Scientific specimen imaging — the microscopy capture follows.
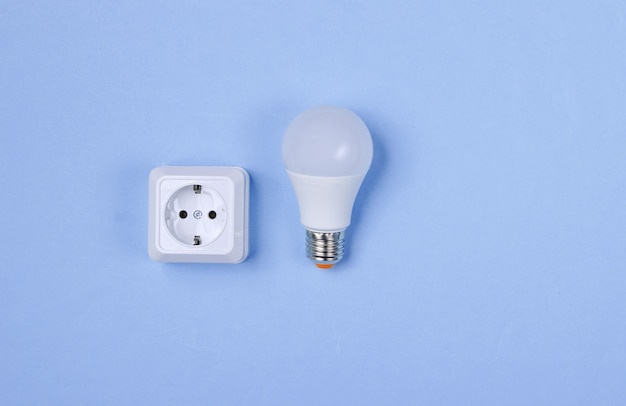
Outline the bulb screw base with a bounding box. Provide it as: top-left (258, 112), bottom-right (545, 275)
top-left (305, 230), bottom-right (345, 268)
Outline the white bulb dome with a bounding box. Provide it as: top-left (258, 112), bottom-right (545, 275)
top-left (282, 106), bottom-right (373, 177)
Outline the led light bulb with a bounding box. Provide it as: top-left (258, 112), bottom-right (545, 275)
top-left (282, 105), bottom-right (373, 269)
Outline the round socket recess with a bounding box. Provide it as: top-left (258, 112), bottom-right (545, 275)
top-left (164, 183), bottom-right (228, 246)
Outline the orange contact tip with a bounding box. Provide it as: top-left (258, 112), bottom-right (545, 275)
top-left (316, 264), bottom-right (334, 269)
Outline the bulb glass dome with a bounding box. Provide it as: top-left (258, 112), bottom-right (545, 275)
top-left (282, 106), bottom-right (373, 177)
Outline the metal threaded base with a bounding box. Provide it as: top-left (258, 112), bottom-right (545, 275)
top-left (306, 230), bottom-right (345, 267)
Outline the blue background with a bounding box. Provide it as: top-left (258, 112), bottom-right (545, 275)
top-left (2, 1), bottom-right (626, 404)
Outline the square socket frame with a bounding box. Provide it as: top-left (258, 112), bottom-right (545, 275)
top-left (148, 166), bottom-right (249, 263)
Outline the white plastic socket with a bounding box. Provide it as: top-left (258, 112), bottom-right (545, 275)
top-left (149, 166), bottom-right (249, 263)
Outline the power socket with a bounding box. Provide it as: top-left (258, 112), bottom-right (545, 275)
top-left (148, 166), bottom-right (249, 263)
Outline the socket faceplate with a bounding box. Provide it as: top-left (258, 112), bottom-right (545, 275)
top-left (148, 166), bottom-right (249, 263)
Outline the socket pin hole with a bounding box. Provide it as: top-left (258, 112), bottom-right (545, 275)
top-left (208, 211), bottom-right (217, 219)
top-left (179, 210), bottom-right (188, 219)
